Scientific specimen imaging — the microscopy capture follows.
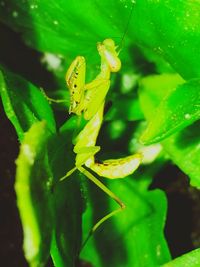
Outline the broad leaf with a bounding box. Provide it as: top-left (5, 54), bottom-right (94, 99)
top-left (0, 66), bottom-right (84, 265)
top-left (81, 172), bottom-right (171, 267)
top-left (49, 117), bottom-right (84, 267)
top-left (15, 121), bottom-right (53, 267)
top-left (139, 73), bottom-right (200, 188)
top-left (0, 0), bottom-right (134, 66)
top-left (132, 0), bottom-right (200, 79)
top-left (105, 95), bottom-right (144, 121)
top-left (1, 1), bottom-right (200, 81)
top-left (0, 68), bottom-right (56, 140)
top-left (162, 248), bottom-right (200, 267)
top-left (140, 77), bottom-right (200, 145)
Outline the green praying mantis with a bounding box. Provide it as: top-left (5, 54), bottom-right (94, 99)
top-left (60, 39), bottom-right (142, 244)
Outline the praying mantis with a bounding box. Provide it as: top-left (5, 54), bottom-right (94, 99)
top-left (60, 39), bottom-right (142, 245)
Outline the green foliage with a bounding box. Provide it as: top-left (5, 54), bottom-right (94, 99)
top-left (0, 68), bottom-right (56, 140)
top-left (0, 1), bottom-right (133, 54)
top-left (141, 78), bottom-right (200, 144)
top-left (162, 248), bottom-right (200, 267)
top-left (15, 121), bottom-right (53, 267)
top-left (0, 67), bottom-right (83, 266)
top-left (132, 0), bottom-right (200, 79)
top-left (139, 73), bottom-right (200, 188)
top-left (81, 173), bottom-right (170, 267)
top-left (0, 0), bottom-right (200, 267)
top-left (49, 117), bottom-right (83, 267)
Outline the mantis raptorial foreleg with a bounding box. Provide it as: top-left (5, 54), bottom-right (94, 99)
top-left (66, 39), bottom-right (121, 120)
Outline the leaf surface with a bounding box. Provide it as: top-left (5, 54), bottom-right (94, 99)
top-left (15, 121), bottom-right (53, 267)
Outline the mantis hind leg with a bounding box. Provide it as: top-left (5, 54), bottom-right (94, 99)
top-left (78, 166), bottom-right (125, 250)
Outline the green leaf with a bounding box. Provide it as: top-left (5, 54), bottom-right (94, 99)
top-left (105, 95), bottom-right (144, 121)
top-left (15, 121), bottom-right (53, 267)
top-left (132, 0), bottom-right (200, 79)
top-left (139, 73), bottom-right (184, 121)
top-left (139, 73), bottom-right (200, 188)
top-left (0, 68), bottom-right (56, 140)
top-left (162, 122), bottom-right (200, 188)
top-left (0, 1), bottom-right (134, 59)
top-left (49, 117), bottom-right (84, 267)
top-left (162, 248), bottom-right (200, 267)
top-left (2, 1), bottom-right (200, 80)
top-left (140, 77), bottom-right (200, 145)
top-left (0, 67), bottom-right (84, 266)
top-left (81, 173), bottom-right (171, 267)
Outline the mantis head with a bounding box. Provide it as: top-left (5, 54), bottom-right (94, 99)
top-left (97, 39), bottom-right (121, 73)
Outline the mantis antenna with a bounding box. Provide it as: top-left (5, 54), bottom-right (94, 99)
top-left (117, 1), bottom-right (135, 52)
